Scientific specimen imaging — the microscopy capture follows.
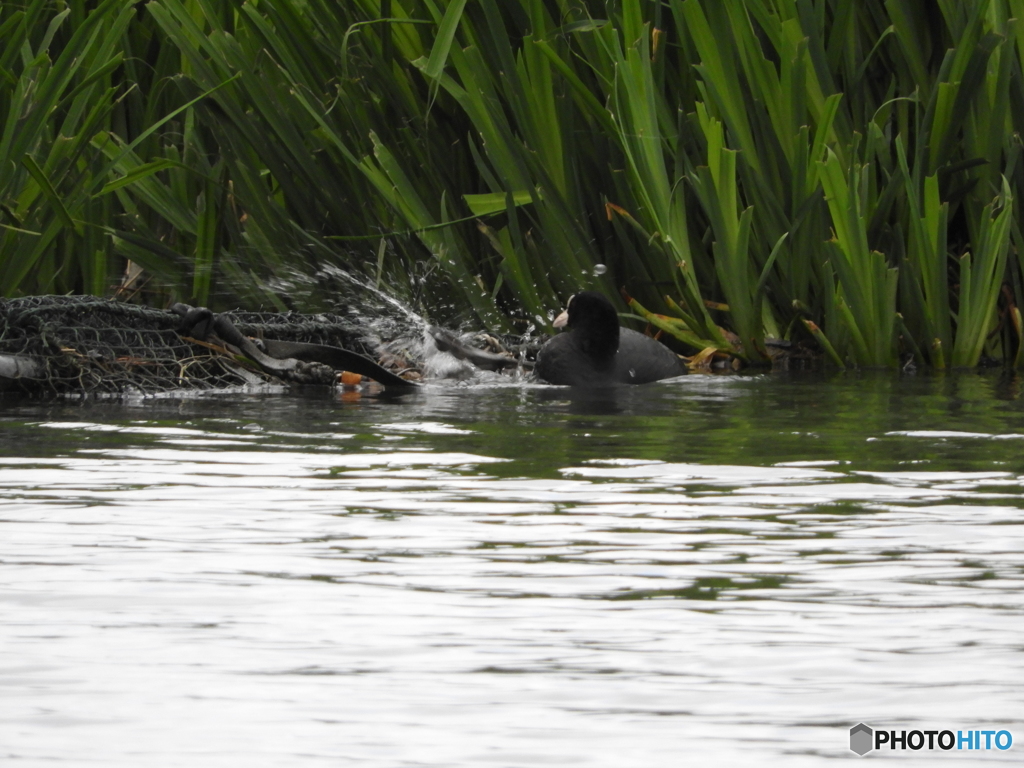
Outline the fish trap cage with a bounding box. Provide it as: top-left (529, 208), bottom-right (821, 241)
top-left (0, 295), bottom-right (378, 396)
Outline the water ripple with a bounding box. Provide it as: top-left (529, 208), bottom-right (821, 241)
top-left (1, 378), bottom-right (1023, 766)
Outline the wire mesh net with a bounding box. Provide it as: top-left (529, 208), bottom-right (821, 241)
top-left (0, 296), bottom-right (376, 396)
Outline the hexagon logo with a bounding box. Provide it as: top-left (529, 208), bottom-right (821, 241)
top-left (850, 723), bottom-right (874, 756)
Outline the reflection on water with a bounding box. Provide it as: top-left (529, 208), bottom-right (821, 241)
top-left (1, 371), bottom-right (1023, 766)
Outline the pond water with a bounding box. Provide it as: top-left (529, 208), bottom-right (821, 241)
top-left (1, 371), bottom-right (1022, 766)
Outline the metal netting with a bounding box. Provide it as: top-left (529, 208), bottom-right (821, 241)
top-left (221, 308), bottom-right (372, 353)
top-left (0, 296), bottom-right (378, 396)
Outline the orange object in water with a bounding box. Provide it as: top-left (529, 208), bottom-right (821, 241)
top-left (339, 371), bottom-right (363, 386)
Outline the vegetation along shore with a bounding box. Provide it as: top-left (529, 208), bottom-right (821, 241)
top-left (4, 0), bottom-right (1024, 369)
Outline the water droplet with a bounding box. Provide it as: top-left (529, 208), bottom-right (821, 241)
top-left (593, 263), bottom-right (608, 276)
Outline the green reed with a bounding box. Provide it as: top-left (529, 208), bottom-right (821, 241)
top-left (4, 0), bottom-right (1024, 367)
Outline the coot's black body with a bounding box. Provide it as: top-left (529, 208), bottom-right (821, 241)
top-left (535, 291), bottom-right (685, 386)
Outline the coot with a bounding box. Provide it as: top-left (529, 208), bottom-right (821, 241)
top-left (535, 291), bottom-right (686, 386)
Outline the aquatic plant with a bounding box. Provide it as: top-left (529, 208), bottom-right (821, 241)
top-left (5, 0), bottom-right (1024, 367)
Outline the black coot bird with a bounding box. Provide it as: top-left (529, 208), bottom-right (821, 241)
top-left (535, 291), bottom-right (686, 386)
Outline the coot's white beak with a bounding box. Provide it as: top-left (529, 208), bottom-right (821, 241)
top-left (553, 310), bottom-right (569, 328)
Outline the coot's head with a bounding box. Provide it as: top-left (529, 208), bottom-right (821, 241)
top-left (553, 291), bottom-right (620, 358)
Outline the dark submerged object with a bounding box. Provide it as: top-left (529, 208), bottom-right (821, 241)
top-left (429, 326), bottom-right (528, 372)
top-left (535, 291), bottom-right (686, 386)
top-left (171, 304), bottom-right (414, 388)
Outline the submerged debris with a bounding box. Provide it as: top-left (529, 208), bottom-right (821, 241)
top-left (0, 296), bottom-right (420, 396)
top-left (428, 327), bottom-right (535, 372)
